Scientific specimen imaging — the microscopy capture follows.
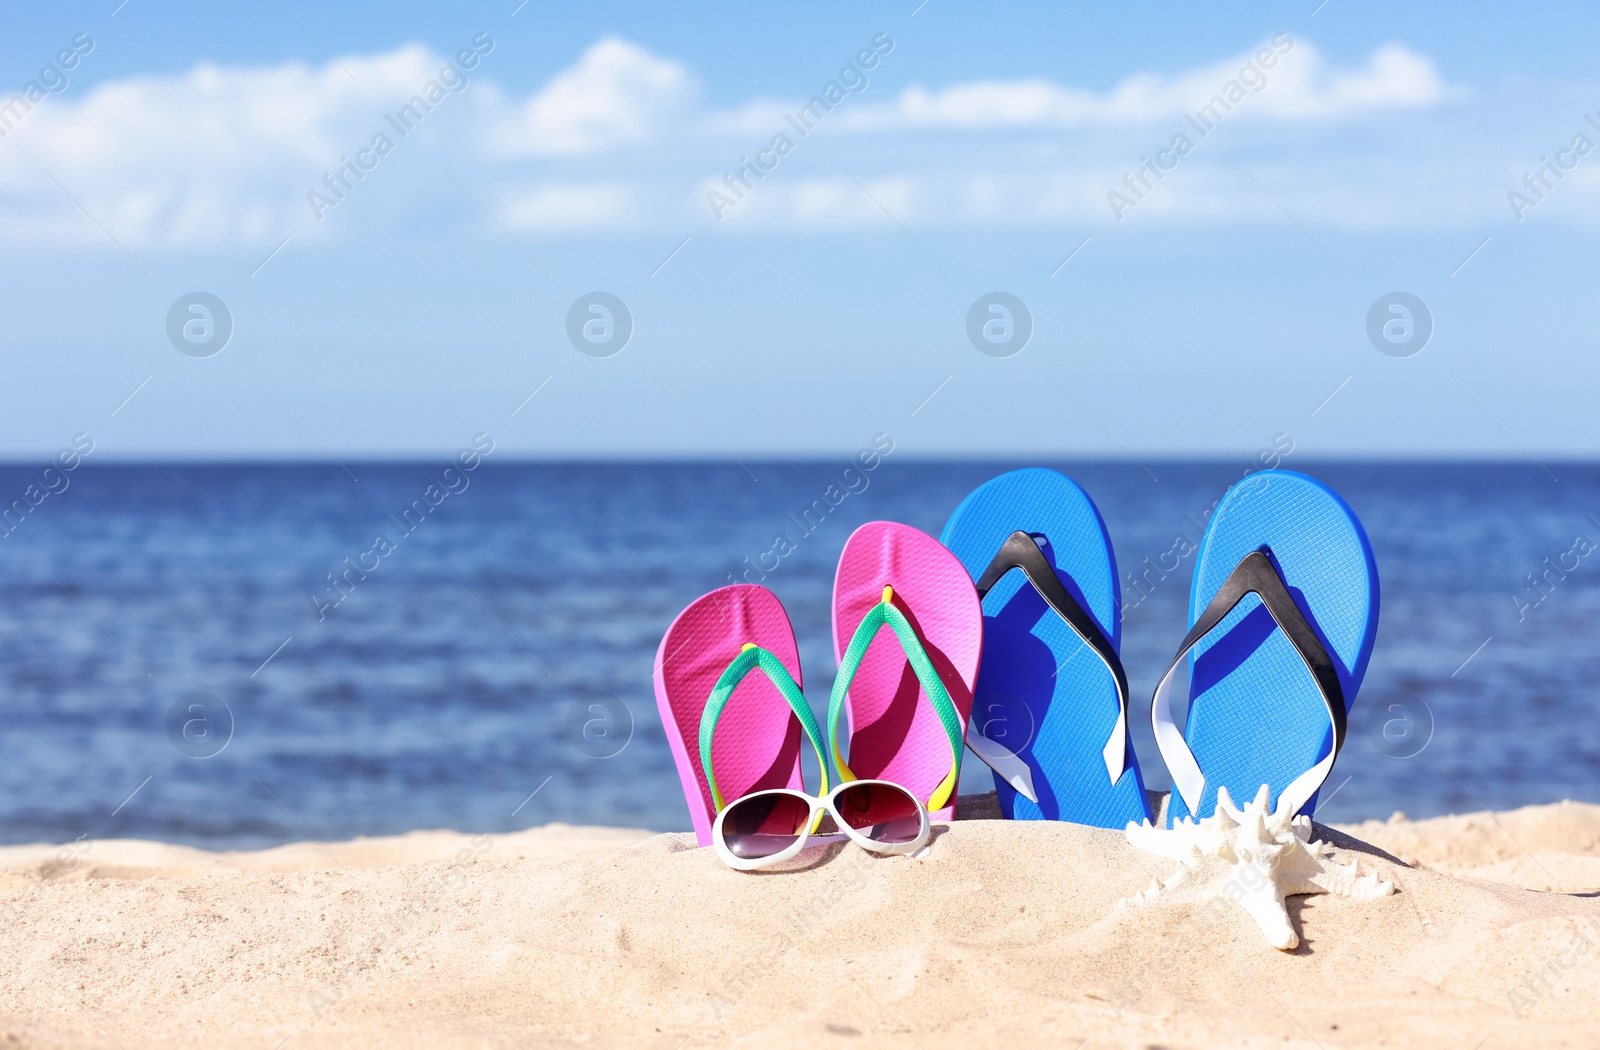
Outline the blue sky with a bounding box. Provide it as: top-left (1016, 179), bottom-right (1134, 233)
top-left (2, 0), bottom-right (1596, 461)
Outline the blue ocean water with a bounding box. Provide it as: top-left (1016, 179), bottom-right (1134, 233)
top-left (0, 459), bottom-right (1596, 848)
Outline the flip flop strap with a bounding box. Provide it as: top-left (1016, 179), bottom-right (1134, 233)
top-left (1151, 548), bottom-right (1347, 820)
top-left (699, 645), bottom-right (829, 813)
top-left (974, 530), bottom-right (1132, 784)
top-left (828, 589), bottom-right (964, 812)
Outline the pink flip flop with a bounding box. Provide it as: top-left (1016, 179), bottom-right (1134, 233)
top-left (654, 585), bottom-right (806, 846)
top-left (831, 522), bottom-right (982, 822)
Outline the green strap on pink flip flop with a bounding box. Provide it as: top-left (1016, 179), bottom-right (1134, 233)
top-left (699, 644), bottom-right (830, 812)
top-left (828, 586), bottom-right (965, 812)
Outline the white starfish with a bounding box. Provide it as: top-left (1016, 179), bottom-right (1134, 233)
top-left (1120, 784), bottom-right (1393, 950)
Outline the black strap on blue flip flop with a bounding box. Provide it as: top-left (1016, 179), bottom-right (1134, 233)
top-left (972, 529), bottom-right (1133, 786)
top-left (1150, 547), bottom-right (1346, 820)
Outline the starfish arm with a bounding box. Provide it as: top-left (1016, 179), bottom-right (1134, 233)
top-left (1121, 788), bottom-right (1390, 949)
top-left (1236, 882), bottom-right (1299, 951)
top-left (1124, 821), bottom-right (1207, 865)
top-left (1306, 858), bottom-right (1395, 899)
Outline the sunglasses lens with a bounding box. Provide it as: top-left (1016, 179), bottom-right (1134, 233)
top-left (833, 782), bottom-right (923, 844)
top-left (720, 792), bottom-right (812, 860)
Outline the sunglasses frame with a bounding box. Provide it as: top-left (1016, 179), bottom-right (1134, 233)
top-left (710, 778), bottom-right (931, 872)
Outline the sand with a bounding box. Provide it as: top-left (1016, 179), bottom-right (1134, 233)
top-left (3, 799), bottom-right (1600, 1048)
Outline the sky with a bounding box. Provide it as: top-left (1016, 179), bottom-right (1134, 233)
top-left (1, 0), bottom-right (1596, 462)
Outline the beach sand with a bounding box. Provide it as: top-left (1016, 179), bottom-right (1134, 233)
top-left (3, 798), bottom-right (1599, 1048)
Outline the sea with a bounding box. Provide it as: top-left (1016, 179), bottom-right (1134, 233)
top-left (0, 459), bottom-right (1595, 848)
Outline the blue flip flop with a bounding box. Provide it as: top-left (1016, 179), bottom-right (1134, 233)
top-left (941, 468), bottom-right (1151, 827)
top-left (1153, 469), bottom-right (1379, 826)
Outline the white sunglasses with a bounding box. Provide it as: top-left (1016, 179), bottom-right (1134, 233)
top-left (710, 778), bottom-right (931, 872)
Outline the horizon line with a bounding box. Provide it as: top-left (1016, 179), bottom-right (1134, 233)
top-left (0, 454), bottom-right (1591, 467)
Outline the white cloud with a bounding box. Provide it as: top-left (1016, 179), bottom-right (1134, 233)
top-left (837, 38), bottom-right (1446, 130)
top-left (0, 43), bottom-right (491, 245)
top-left (0, 32), bottom-right (1515, 245)
top-left (493, 37), bottom-right (696, 155)
top-left (740, 176), bottom-right (917, 229)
